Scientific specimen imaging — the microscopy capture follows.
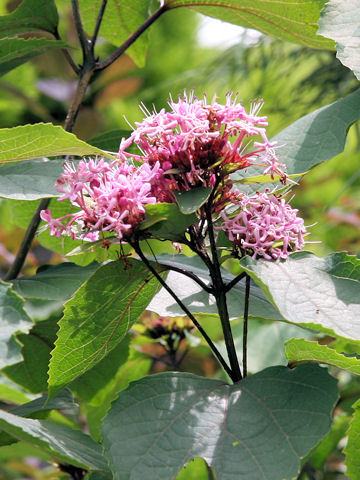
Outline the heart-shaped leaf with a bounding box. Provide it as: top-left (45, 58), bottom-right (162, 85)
top-left (102, 364), bottom-right (337, 480)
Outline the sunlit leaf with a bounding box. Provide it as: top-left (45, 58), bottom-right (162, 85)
top-left (318, 0), bottom-right (360, 80)
top-left (48, 259), bottom-right (164, 398)
top-left (147, 254), bottom-right (282, 321)
top-left (167, 0), bottom-right (334, 50)
top-left (241, 251), bottom-right (360, 342)
top-left (285, 338), bottom-right (360, 375)
top-left (0, 123), bottom-right (113, 164)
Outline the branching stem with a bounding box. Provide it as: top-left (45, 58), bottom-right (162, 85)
top-left (158, 263), bottom-right (213, 294)
top-left (242, 275), bottom-right (251, 378)
top-left (204, 200), bottom-right (242, 382)
top-left (225, 271), bottom-right (246, 293)
top-left (95, 4), bottom-right (168, 71)
top-left (132, 240), bottom-right (233, 379)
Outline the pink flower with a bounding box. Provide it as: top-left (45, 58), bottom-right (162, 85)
top-left (41, 159), bottom-right (159, 241)
top-left (119, 91), bottom-right (287, 204)
top-left (218, 190), bottom-right (307, 259)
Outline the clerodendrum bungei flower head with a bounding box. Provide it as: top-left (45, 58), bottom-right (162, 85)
top-left (41, 91), bottom-right (307, 259)
top-left (119, 91), bottom-right (286, 205)
top-left (41, 158), bottom-right (158, 241)
top-left (217, 190), bottom-right (307, 260)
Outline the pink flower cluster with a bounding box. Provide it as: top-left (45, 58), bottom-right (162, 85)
top-left (40, 158), bottom-right (159, 241)
top-left (218, 190), bottom-right (307, 259)
top-left (41, 92), bottom-right (307, 260)
top-left (119, 92), bottom-right (286, 203)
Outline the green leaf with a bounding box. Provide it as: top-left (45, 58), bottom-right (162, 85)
top-left (240, 251), bottom-right (360, 342)
top-left (11, 389), bottom-right (76, 418)
top-left (0, 37), bottom-right (67, 77)
top-left (345, 398), bottom-right (360, 479)
top-left (12, 262), bottom-right (99, 320)
top-left (0, 123), bottom-right (113, 164)
top-left (147, 254), bottom-right (282, 321)
top-left (0, 381), bottom-right (30, 405)
top-left (0, 280), bottom-right (33, 369)
top-left (0, 0), bottom-right (58, 37)
top-left (70, 336), bottom-right (130, 403)
top-left (219, 319), bottom-right (313, 374)
top-left (142, 203), bottom-right (197, 240)
top-left (85, 348), bottom-right (151, 441)
top-left (176, 458), bottom-right (212, 480)
top-left (285, 338), bottom-right (360, 375)
top-left (318, 0), bottom-right (360, 80)
top-left (233, 171), bottom-right (304, 185)
top-left (273, 89), bottom-right (360, 174)
top-left (88, 129), bottom-right (131, 152)
top-left (167, 0), bottom-right (334, 50)
top-left (102, 364), bottom-right (337, 480)
top-left (3, 317), bottom-right (59, 393)
top-left (310, 414), bottom-right (350, 470)
top-left (0, 158), bottom-right (63, 200)
top-left (174, 187), bottom-right (212, 214)
top-left (48, 259), bottom-right (163, 398)
top-left (0, 410), bottom-right (109, 472)
top-left (79, 0), bottom-right (149, 67)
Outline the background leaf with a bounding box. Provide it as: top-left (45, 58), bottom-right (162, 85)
top-left (318, 0), bottom-right (360, 80)
top-left (102, 364), bottom-right (337, 480)
top-left (0, 38), bottom-right (67, 77)
top-left (240, 251), bottom-right (360, 342)
top-left (0, 410), bottom-right (109, 472)
top-left (0, 123), bottom-right (113, 164)
top-left (48, 259), bottom-right (163, 398)
top-left (11, 262), bottom-right (99, 320)
top-left (79, 0), bottom-right (150, 67)
top-left (0, 0), bottom-right (58, 37)
top-left (0, 281), bottom-right (33, 369)
top-left (3, 317), bottom-right (60, 393)
top-left (273, 88), bottom-right (360, 174)
top-left (88, 128), bottom-right (131, 152)
top-left (0, 158), bottom-right (63, 200)
top-left (167, 0), bottom-right (334, 50)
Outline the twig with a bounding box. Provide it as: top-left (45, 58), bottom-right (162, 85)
top-left (4, 199), bottom-right (50, 281)
top-left (158, 263), bottom-right (213, 294)
top-left (91, 0), bottom-right (108, 51)
top-left (95, 4), bottom-right (168, 71)
top-left (225, 271), bottom-right (246, 293)
top-left (242, 275), bottom-right (250, 378)
top-left (72, 0), bottom-right (89, 59)
top-left (132, 240), bottom-right (233, 380)
top-left (54, 28), bottom-right (80, 75)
